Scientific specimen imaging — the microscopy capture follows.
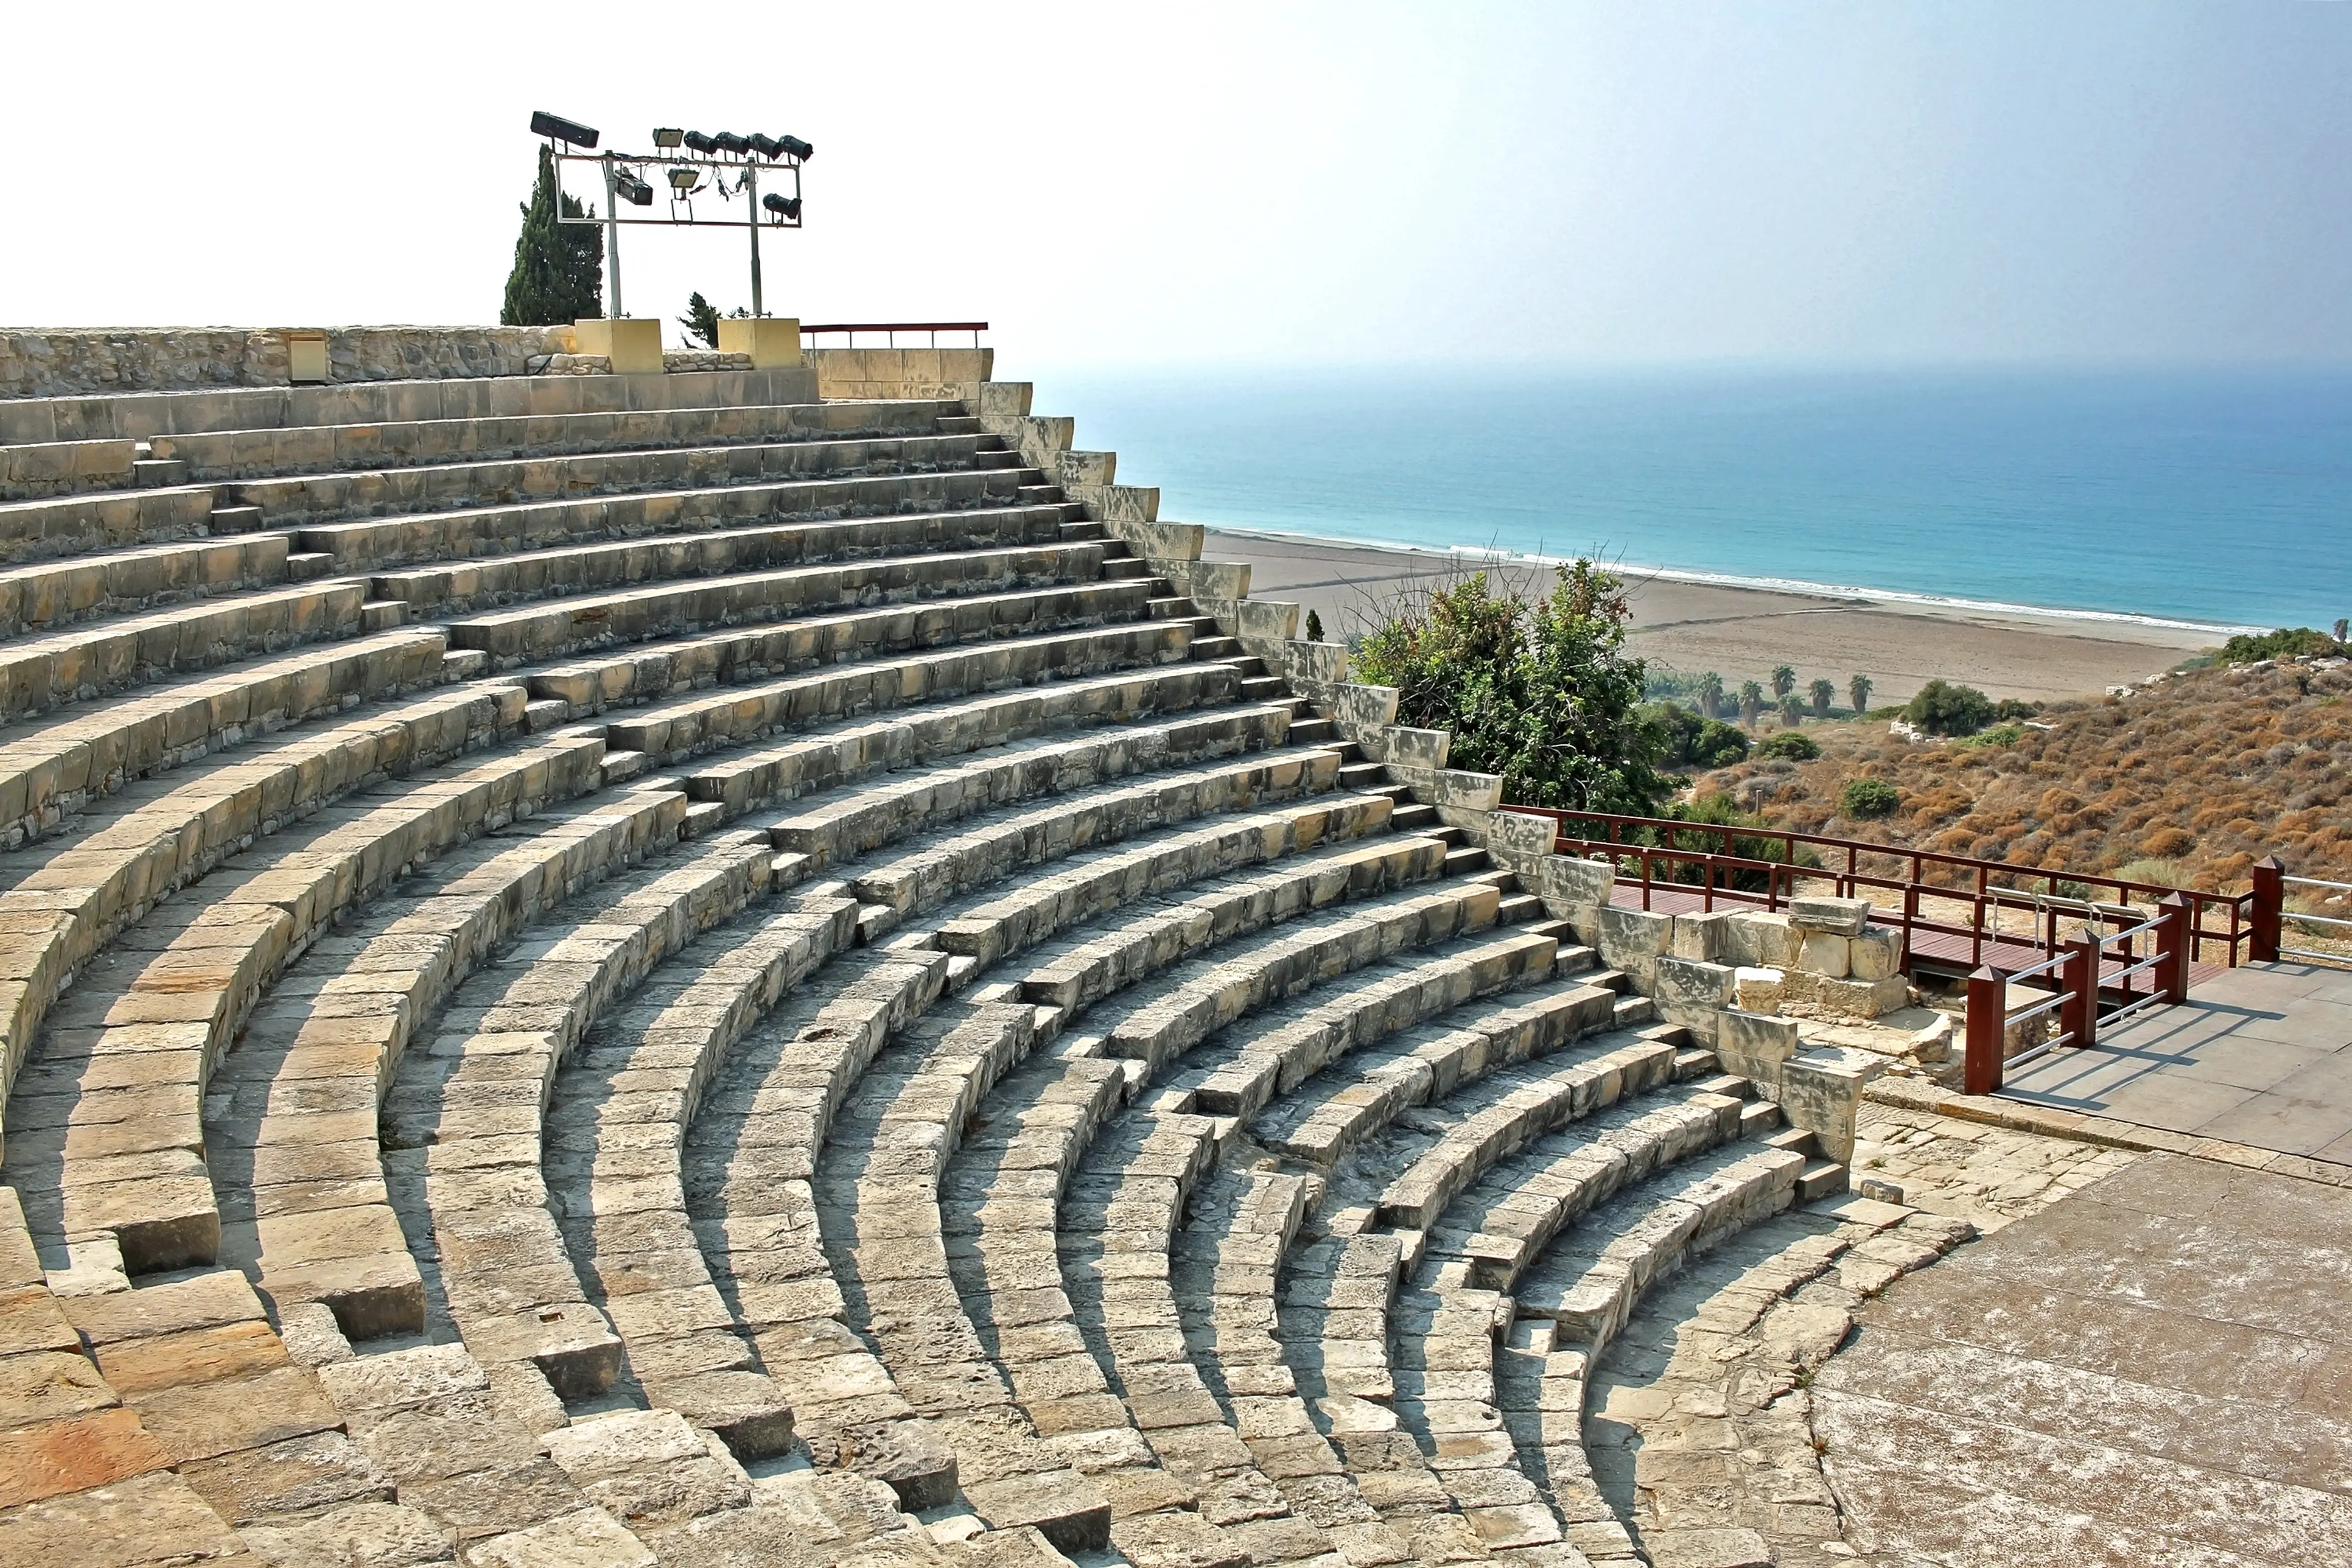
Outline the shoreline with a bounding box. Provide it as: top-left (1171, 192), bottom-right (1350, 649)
top-left (1203, 525), bottom-right (2228, 706)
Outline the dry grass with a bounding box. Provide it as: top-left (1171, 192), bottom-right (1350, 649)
top-left (1690, 659), bottom-right (2352, 908)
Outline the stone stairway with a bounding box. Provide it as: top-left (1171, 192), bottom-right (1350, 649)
top-left (0, 354), bottom-right (1909, 1568)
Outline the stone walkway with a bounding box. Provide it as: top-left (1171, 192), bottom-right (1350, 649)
top-left (1816, 1147), bottom-right (2352, 1567)
top-left (2004, 960), bottom-right (2352, 1161)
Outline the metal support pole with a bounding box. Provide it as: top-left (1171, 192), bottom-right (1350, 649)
top-left (745, 164), bottom-right (764, 318)
top-left (601, 154), bottom-right (625, 319)
top-left (1964, 965), bottom-right (2005, 1096)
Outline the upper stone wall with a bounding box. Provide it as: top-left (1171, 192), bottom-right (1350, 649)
top-left (0, 326), bottom-right (574, 399)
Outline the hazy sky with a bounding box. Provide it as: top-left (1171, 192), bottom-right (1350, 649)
top-left (4, 2), bottom-right (2346, 368)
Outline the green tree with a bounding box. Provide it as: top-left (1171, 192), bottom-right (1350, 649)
top-left (501, 145), bottom-right (603, 326)
top-left (1646, 703), bottom-right (1751, 771)
top-left (1809, 677), bottom-right (1835, 718)
top-left (1777, 693), bottom-right (1805, 728)
top-left (1770, 664), bottom-right (1796, 699)
top-left (1849, 673), bottom-right (1873, 715)
top-left (1905, 678), bottom-right (1997, 737)
top-left (1697, 671), bottom-right (1725, 720)
top-left (680, 292), bottom-right (722, 349)
top-left (1353, 560), bottom-right (1667, 814)
top-left (1305, 608), bottom-right (1325, 643)
top-left (1757, 729), bottom-right (1820, 761)
top-left (1738, 680), bottom-right (1764, 728)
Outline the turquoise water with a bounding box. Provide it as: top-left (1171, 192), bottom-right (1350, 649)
top-left (1033, 366), bottom-right (2352, 633)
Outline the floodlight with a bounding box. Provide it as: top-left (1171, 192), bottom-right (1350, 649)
top-left (775, 135), bottom-right (813, 161)
top-left (529, 110), bottom-right (599, 148)
top-left (747, 134), bottom-right (784, 160)
top-left (652, 127), bottom-right (684, 148)
top-left (712, 132), bottom-right (752, 155)
top-left (764, 193), bottom-right (801, 221)
top-left (616, 172), bottom-right (654, 206)
top-left (669, 167), bottom-right (701, 192)
top-left (683, 130), bottom-right (718, 154)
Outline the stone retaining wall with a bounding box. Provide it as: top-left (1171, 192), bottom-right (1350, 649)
top-left (807, 346), bottom-right (993, 403)
top-left (0, 326), bottom-right (575, 399)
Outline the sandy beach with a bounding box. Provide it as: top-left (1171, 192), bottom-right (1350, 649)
top-left (1207, 528), bottom-right (2222, 707)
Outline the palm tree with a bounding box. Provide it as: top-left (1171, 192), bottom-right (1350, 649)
top-left (1739, 680), bottom-right (1764, 728)
top-left (1770, 664), bottom-right (1796, 699)
top-left (1850, 673), bottom-right (1874, 714)
top-left (1777, 693), bottom-right (1805, 727)
top-left (1697, 672), bottom-right (1725, 719)
top-left (1810, 677), bottom-right (1835, 718)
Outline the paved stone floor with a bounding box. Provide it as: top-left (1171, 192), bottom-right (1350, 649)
top-left (2003, 961), bottom-right (2352, 1160)
top-left (1815, 1147), bottom-right (2352, 1566)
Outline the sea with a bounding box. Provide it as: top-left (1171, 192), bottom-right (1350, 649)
top-left (1031, 364), bottom-right (2352, 635)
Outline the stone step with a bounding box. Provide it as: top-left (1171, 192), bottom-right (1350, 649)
top-left (371, 499), bottom-right (1071, 616)
top-left (0, 486), bottom-right (218, 571)
top-left (0, 530), bottom-right (297, 644)
top-left (298, 462), bottom-right (1045, 573)
top-left (0, 435), bottom-right (139, 505)
top-left (445, 538), bottom-right (1104, 669)
top-left (0, 736), bottom-right (622, 1275)
top-left (140, 394), bottom-right (950, 486)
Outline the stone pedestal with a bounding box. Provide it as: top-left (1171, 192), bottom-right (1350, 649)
top-left (571, 318), bottom-right (663, 375)
top-left (717, 317), bottom-right (803, 369)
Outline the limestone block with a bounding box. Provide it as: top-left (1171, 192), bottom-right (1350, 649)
top-left (1539, 855), bottom-right (1616, 912)
top-left (1717, 1009), bottom-right (1799, 1085)
top-left (1812, 974), bottom-right (1909, 1021)
top-left (1796, 930), bottom-right (1850, 979)
top-left (570, 319), bottom-right (662, 376)
top-left (1777, 1049), bottom-right (1883, 1163)
top-left (1723, 911), bottom-right (1797, 968)
top-left (1732, 967), bottom-right (1784, 1014)
top-left (1593, 906), bottom-right (1672, 981)
top-left (1652, 956), bottom-right (1735, 1012)
top-left (1668, 910), bottom-right (1734, 962)
top-left (1788, 895), bottom-right (1871, 937)
top-left (715, 316), bottom-right (802, 369)
top-left (1848, 924), bottom-right (1901, 981)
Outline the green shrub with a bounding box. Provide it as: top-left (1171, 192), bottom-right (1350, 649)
top-left (1642, 793), bottom-right (1815, 892)
top-left (2112, 857), bottom-right (2186, 889)
top-left (1354, 560), bottom-right (1667, 813)
top-left (1954, 723), bottom-right (2025, 749)
top-left (1840, 778), bottom-right (1901, 818)
top-left (1646, 703), bottom-right (1751, 771)
top-left (1994, 698), bottom-right (2041, 721)
top-left (2216, 627), bottom-right (2347, 665)
top-left (1757, 730), bottom-right (1821, 761)
top-left (1905, 679), bottom-right (1998, 737)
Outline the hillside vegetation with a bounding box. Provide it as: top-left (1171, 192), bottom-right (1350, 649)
top-left (1687, 657), bottom-right (2352, 895)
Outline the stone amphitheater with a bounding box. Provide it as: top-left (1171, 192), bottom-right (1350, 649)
top-left (2, 328), bottom-right (2346, 1568)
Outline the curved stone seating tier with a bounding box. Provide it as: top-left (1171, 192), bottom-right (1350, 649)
top-left (369, 500), bottom-right (1068, 617)
top-left (0, 484), bottom-right (217, 566)
top-left (0, 529), bottom-right (289, 640)
top-left (0, 733), bottom-right (615, 1273)
top-left (300, 464), bottom-right (1042, 573)
top-left (208, 792), bottom-right (697, 1343)
top-left (0, 680), bottom-right (551, 1150)
top-left (222, 426), bottom-right (1009, 529)
top-left (0, 627), bottom-right (447, 851)
top-left (143, 395), bottom-right (951, 483)
top-left (534, 585), bottom-right (1176, 729)
top-left (0, 577), bottom-right (367, 725)
top-left (444, 539), bottom-right (1101, 669)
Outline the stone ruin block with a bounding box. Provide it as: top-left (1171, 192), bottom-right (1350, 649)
top-left (1813, 974), bottom-right (1912, 1022)
top-left (1652, 956), bottom-right (1736, 1047)
top-left (1848, 925), bottom-right (1901, 981)
top-left (1788, 894), bottom-right (1872, 937)
top-left (1733, 967), bottom-right (1785, 1014)
top-left (1668, 910), bottom-right (1735, 963)
top-left (1593, 905), bottom-right (1673, 989)
top-left (1798, 930), bottom-right (1851, 978)
top-left (1723, 911), bottom-right (1799, 969)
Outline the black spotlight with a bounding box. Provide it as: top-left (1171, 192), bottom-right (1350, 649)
top-left (763, 193), bottom-right (802, 221)
top-left (775, 135), bottom-right (813, 161)
top-left (747, 133), bottom-right (785, 160)
top-left (682, 130), bottom-right (718, 154)
top-left (529, 110), bottom-right (600, 149)
top-left (615, 172), bottom-right (654, 206)
top-left (712, 131), bottom-right (752, 156)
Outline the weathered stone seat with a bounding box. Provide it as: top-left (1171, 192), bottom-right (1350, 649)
top-left (0, 627), bottom-right (445, 851)
top-left (445, 538), bottom-right (1099, 668)
top-left (0, 484), bottom-right (217, 565)
top-left (143, 396), bottom-right (950, 482)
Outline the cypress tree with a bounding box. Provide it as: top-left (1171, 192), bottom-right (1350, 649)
top-left (501, 146), bottom-right (604, 326)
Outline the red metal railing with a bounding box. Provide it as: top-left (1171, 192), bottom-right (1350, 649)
top-left (799, 321), bottom-right (988, 348)
top-left (1509, 806), bottom-right (2257, 971)
top-left (1963, 899), bottom-right (2190, 1093)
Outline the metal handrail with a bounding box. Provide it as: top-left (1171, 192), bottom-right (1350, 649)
top-left (2280, 872), bottom-right (2352, 967)
top-left (799, 321), bottom-right (988, 348)
top-left (1962, 899), bottom-right (2193, 1095)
